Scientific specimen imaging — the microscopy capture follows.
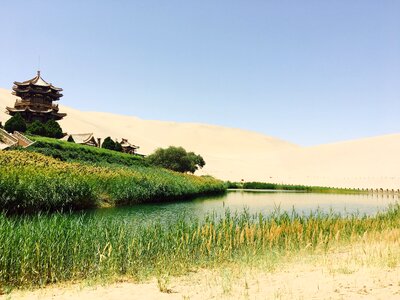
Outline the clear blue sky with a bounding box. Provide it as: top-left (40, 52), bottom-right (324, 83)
top-left (0, 0), bottom-right (399, 146)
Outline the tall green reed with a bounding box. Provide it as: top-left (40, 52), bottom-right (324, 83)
top-left (0, 205), bottom-right (399, 289)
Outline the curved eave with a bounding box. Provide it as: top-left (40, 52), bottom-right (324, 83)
top-left (7, 107), bottom-right (53, 113)
top-left (6, 107), bottom-right (67, 116)
top-left (14, 81), bottom-right (29, 86)
top-left (122, 145), bottom-right (140, 149)
top-left (12, 90), bottom-right (63, 99)
top-left (52, 112), bottom-right (67, 117)
top-left (14, 75), bottom-right (63, 91)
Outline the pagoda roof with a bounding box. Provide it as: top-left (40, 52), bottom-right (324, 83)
top-left (61, 133), bottom-right (97, 145)
top-left (14, 71), bottom-right (63, 92)
top-left (6, 106), bottom-right (67, 118)
top-left (120, 138), bottom-right (140, 149)
top-left (11, 89), bottom-right (63, 100)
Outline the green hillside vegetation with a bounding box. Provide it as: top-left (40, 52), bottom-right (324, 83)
top-left (0, 151), bottom-right (226, 214)
top-left (24, 136), bottom-right (144, 166)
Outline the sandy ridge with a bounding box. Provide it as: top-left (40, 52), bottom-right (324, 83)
top-left (1, 88), bottom-right (399, 189)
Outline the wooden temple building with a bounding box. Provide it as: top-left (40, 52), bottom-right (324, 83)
top-left (0, 128), bottom-right (35, 150)
top-left (120, 138), bottom-right (140, 154)
top-left (6, 71), bottom-right (67, 123)
top-left (61, 133), bottom-right (99, 147)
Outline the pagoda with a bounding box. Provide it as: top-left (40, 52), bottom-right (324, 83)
top-left (6, 71), bottom-right (67, 123)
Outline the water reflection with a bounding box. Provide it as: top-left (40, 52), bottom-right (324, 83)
top-left (87, 191), bottom-right (399, 225)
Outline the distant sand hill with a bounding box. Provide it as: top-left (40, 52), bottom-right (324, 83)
top-left (1, 88), bottom-right (399, 189)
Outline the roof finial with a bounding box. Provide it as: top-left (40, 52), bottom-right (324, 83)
top-left (37, 55), bottom-right (41, 76)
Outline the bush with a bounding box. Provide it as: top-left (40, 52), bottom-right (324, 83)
top-left (44, 120), bottom-right (64, 138)
top-left (102, 137), bottom-right (116, 150)
top-left (26, 120), bottom-right (46, 136)
top-left (23, 119), bottom-right (63, 138)
top-left (146, 146), bottom-right (205, 173)
top-left (4, 113), bottom-right (27, 133)
top-left (114, 142), bottom-right (123, 152)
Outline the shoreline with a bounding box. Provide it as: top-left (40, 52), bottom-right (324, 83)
top-left (5, 231), bottom-right (400, 299)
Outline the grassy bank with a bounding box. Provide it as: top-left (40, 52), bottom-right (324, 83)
top-left (0, 204), bottom-right (399, 289)
top-left (228, 181), bottom-right (368, 194)
top-left (0, 151), bottom-right (226, 213)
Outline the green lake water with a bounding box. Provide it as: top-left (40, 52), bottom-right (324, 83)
top-left (88, 190), bottom-right (399, 224)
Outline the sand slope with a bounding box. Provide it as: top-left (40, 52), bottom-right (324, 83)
top-left (1, 88), bottom-right (399, 189)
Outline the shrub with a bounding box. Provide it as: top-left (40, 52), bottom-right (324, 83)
top-left (102, 137), bottom-right (116, 150)
top-left (26, 120), bottom-right (46, 136)
top-left (44, 120), bottom-right (64, 138)
top-left (114, 142), bottom-right (123, 152)
top-left (22, 119), bottom-right (63, 138)
top-left (146, 146), bottom-right (205, 173)
top-left (4, 113), bottom-right (27, 133)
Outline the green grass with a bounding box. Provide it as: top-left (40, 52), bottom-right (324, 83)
top-left (227, 181), bottom-right (369, 194)
top-left (24, 135), bottom-right (144, 166)
top-left (0, 204), bottom-right (399, 289)
top-left (0, 151), bottom-right (226, 214)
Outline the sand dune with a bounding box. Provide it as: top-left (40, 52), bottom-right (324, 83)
top-left (1, 88), bottom-right (399, 189)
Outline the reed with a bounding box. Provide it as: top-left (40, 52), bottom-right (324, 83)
top-left (0, 204), bottom-right (399, 289)
top-left (0, 151), bottom-right (226, 213)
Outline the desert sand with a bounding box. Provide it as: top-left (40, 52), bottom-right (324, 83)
top-left (1, 88), bottom-right (399, 189)
top-left (6, 266), bottom-right (400, 300)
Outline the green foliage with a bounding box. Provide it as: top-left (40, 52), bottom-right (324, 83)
top-left (4, 113), bottom-right (27, 133)
top-left (0, 204), bottom-right (399, 288)
top-left (114, 141), bottom-right (123, 152)
top-left (102, 137), bottom-right (116, 150)
top-left (26, 120), bottom-right (46, 136)
top-left (24, 136), bottom-right (143, 166)
top-left (0, 150), bottom-right (226, 214)
top-left (146, 146), bottom-right (206, 173)
top-left (233, 181), bottom-right (366, 194)
top-left (25, 119), bottom-right (63, 138)
top-left (44, 120), bottom-right (64, 138)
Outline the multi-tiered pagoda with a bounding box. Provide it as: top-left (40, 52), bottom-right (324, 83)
top-left (6, 71), bottom-right (67, 123)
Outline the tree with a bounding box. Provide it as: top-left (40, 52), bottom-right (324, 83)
top-left (146, 146), bottom-right (205, 173)
top-left (4, 113), bottom-right (27, 133)
top-left (26, 120), bottom-right (46, 136)
top-left (44, 120), bottom-right (64, 138)
top-left (102, 137), bottom-right (116, 150)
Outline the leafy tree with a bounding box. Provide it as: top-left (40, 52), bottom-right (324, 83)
top-left (102, 137), bottom-right (116, 150)
top-left (26, 120), bottom-right (46, 136)
top-left (114, 141), bottom-right (123, 152)
top-left (146, 146), bottom-right (205, 173)
top-left (44, 120), bottom-right (64, 138)
top-left (4, 113), bottom-right (27, 133)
